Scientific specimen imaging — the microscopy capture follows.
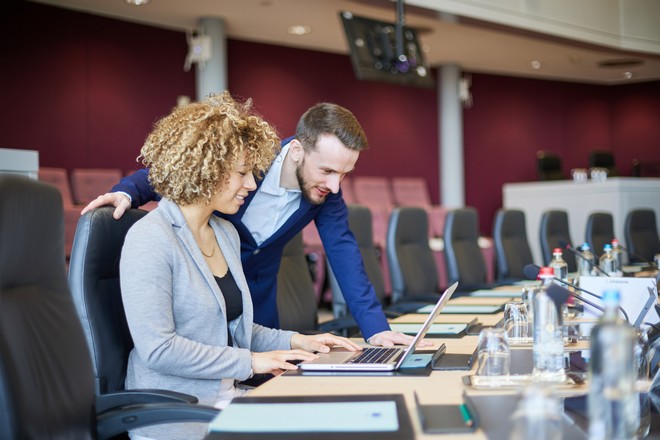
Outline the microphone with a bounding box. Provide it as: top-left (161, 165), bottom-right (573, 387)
top-left (522, 264), bottom-right (629, 323)
top-left (612, 240), bottom-right (658, 269)
top-left (558, 240), bottom-right (609, 276)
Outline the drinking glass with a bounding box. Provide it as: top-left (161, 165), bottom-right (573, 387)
top-left (571, 168), bottom-right (588, 183)
top-left (503, 301), bottom-right (529, 343)
top-left (476, 327), bottom-right (510, 377)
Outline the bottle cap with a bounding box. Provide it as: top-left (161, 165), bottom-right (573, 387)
top-left (612, 238), bottom-right (619, 246)
top-left (553, 248), bottom-right (562, 255)
top-left (603, 243), bottom-right (612, 251)
top-left (602, 289), bottom-right (620, 305)
top-left (581, 243), bottom-right (590, 250)
top-left (539, 267), bottom-right (554, 278)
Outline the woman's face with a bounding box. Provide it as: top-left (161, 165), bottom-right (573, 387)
top-left (212, 151), bottom-right (256, 214)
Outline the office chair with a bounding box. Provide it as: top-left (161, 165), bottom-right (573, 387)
top-left (386, 207), bottom-right (443, 309)
top-left (327, 205), bottom-right (401, 320)
top-left (492, 208), bottom-right (534, 280)
top-left (0, 177), bottom-right (217, 440)
top-left (585, 212), bottom-right (615, 257)
top-left (539, 209), bottom-right (577, 272)
top-left (588, 149), bottom-right (617, 177)
top-left (444, 207), bottom-right (490, 289)
top-left (277, 232), bottom-right (360, 335)
top-left (536, 150), bottom-right (564, 181)
top-left (624, 209), bottom-right (660, 264)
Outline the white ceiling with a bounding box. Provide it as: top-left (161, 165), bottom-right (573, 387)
top-left (31, 0), bottom-right (660, 85)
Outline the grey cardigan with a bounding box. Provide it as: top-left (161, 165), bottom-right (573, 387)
top-left (120, 198), bottom-right (295, 439)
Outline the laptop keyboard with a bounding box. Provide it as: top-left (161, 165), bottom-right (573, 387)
top-left (347, 347), bottom-right (401, 364)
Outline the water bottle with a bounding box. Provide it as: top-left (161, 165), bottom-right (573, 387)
top-left (578, 242), bottom-right (595, 277)
top-left (550, 248), bottom-right (568, 283)
top-left (511, 384), bottom-right (562, 440)
top-left (599, 244), bottom-right (617, 276)
top-left (635, 328), bottom-right (652, 438)
top-left (588, 289), bottom-right (639, 439)
top-left (532, 267), bottom-right (566, 383)
top-left (611, 239), bottom-right (624, 275)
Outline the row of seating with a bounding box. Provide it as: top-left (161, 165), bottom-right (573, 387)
top-left (38, 167), bottom-right (155, 258)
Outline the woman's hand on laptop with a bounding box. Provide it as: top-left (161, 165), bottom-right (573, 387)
top-left (290, 333), bottom-right (363, 354)
top-left (367, 331), bottom-right (433, 348)
top-left (251, 349), bottom-right (320, 374)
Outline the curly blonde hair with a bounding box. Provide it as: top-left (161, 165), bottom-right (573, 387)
top-left (139, 91), bottom-right (279, 206)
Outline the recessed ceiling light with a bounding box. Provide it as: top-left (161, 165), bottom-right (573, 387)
top-left (125, 0), bottom-right (150, 5)
top-left (287, 25), bottom-right (311, 36)
top-left (530, 60), bottom-right (542, 70)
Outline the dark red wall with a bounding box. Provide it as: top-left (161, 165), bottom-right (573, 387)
top-left (2, 0), bottom-right (659, 235)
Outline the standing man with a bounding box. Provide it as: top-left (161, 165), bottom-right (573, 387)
top-left (82, 101), bottom-right (423, 347)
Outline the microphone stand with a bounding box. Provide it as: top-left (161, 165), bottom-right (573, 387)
top-left (551, 276), bottom-right (630, 323)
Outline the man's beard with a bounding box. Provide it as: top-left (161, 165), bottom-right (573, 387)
top-left (296, 160), bottom-right (326, 206)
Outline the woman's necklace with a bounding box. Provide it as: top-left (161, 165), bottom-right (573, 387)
top-left (200, 240), bottom-right (215, 258)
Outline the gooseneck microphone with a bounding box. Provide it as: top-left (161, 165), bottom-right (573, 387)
top-left (613, 241), bottom-right (658, 269)
top-left (522, 264), bottom-right (630, 323)
top-left (558, 240), bottom-right (609, 276)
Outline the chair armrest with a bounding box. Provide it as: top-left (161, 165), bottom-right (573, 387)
top-left (96, 389), bottom-right (199, 413)
top-left (96, 402), bottom-right (219, 440)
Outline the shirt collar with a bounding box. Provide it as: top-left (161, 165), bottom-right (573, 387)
top-left (259, 141), bottom-right (299, 196)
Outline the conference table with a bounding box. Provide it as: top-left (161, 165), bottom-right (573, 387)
top-left (206, 287), bottom-right (602, 439)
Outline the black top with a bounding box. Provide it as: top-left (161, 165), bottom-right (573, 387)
top-left (215, 270), bottom-right (243, 346)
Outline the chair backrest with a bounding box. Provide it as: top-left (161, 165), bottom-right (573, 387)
top-left (0, 175), bottom-right (96, 438)
top-left (624, 209), bottom-right (660, 263)
top-left (444, 207), bottom-right (488, 287)
top-left (539, 209), bottom-right (577, 272)
top-left (340, 176), bottom-right (355, 204)
top-left (588, 150), bottom-right (617, 177)
top-left (585, 211), bottom-right (615, 257)
top-left (386, 207), bottom-right (439, 303)
top-left (70, 168), bottom-right (123, 205)
top-left (492, 209), bottom-right (534, 280)
top-left (327, 205), bottom-right (387, 318)
top-left (38, 166), bottom-right (76, 207)
top-left (391, 177), bottom-right (432, 207)
top-left (537, 150), bottom-right (564, 181)
top-left (68, 206), bottom-right (148, 395)
top-left (352, 176), bottom-right (394, 212)
top-left (276, 232), bottom-right (319, 332)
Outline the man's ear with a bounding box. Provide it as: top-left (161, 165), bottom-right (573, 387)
top-left (289, 139), bottom-right (304, 162)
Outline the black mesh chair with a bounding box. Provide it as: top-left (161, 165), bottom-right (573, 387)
top-left (624, 209), bottom-right (660, 264)
top-left (327, 205), bottom-right (400, 320)
top-left (444, 207), bottom-right (489, 289)
top-left (492, 209), bottom-right (534, 280)
top-left (588, 149), bottom-right (617, 177)
top-left (386, 207), bottom-right (443, 309)
top-left (539, 209), bottom-right (577, 272)
top-left (0, 177), bottom-right (217, 440)
top-left (585, 212), bottom-right (615, 257)
top-left (537, 150), bottom-right (564, 181)
top-left (277, 232), bottom-right (360, 335)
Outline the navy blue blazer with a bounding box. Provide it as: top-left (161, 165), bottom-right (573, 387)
top-left (115, 139), bottom-right (389, 340)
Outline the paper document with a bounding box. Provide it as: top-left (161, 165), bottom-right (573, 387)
top-left (389, 323), bottom-right (467, 335)
top-left (417, 304), bottom-right (503, 314)
top-left (209, 401), bottom-right (399, 433)
top-left (469, 289), bottom-right (522, 298)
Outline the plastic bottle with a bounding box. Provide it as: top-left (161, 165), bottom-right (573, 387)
top-left (599, 244), bottom-right (617, 276)
top-left (611, 239), bottom-right (624, 275)
top-left (532, 267), bottom-right (566, 383)
top-left (588, 289), bottom-right (639, 439)
top-left (578, 242), bottom-right (595, 277)
top-left (549, 248), bottom-right (568, 283)
top-left (511, 384), bottom-right (562, 440)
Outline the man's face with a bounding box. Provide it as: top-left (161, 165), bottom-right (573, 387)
top-left (295, 134), bottom-right (359, 205)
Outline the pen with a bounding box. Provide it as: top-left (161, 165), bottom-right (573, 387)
top-left (459, 403), bottom-right (474, 427)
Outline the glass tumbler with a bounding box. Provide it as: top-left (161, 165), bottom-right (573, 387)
top-left (476, 327), bottom-right (510, 377)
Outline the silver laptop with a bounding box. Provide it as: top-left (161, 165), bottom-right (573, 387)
top-left (299, 282), bottom-right (459, 372)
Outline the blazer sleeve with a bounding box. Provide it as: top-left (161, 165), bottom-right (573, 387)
top-left (315, 193), bottom-right (390, 340)
top-left (113, 168), bottom-right (161, 208)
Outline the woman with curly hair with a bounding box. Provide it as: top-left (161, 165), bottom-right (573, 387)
top-left (119, 91), bottom-right (360, 440)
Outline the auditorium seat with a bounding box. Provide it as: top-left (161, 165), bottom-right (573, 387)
top-left (70, 168), bottom-right (123, 205)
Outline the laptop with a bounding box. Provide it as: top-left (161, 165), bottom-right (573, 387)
top-left (299, 282), bottom-right (459, 372)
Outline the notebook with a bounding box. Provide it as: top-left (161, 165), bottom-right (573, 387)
top-left (299, 282), bottom-right (458, 372)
